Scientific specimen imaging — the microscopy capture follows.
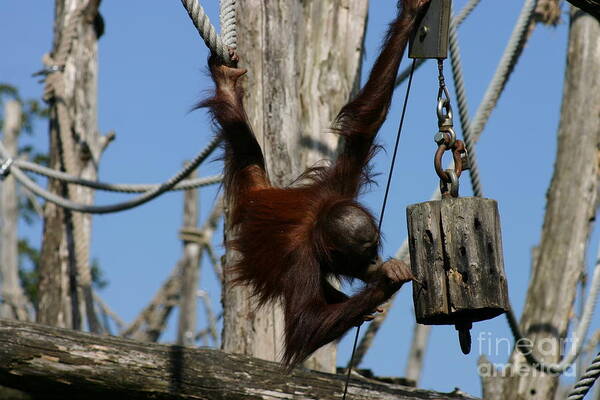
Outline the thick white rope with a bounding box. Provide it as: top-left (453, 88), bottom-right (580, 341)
top-left (469, 0), bottom-right (536, 140)
top-left (568, 351), bottom-right (600, 399)
top-left (0, 0), bottom-right (237, 213)
top-left (0, 136), bottom-right (221, 214)
top-left (180, 0), bottom-right (233, 63)
top-left (505, 247), bottom-right (600, 375)
top-left (448, 18), bottom-right (483, 197)
top-left (11, 159), bottom-right (222, 192)
top-left (219, 0), bottom-right (237, 50)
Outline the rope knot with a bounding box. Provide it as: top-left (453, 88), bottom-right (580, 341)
top-left (39, 54), bottom-right (66, 103)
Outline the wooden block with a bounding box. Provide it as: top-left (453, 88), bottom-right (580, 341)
top-left (407, 197), bottom-right (509, 326)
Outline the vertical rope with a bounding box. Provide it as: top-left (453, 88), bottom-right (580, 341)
top-left (219, 0), bottom-right (237, 50)
top-left (469, 0), bottom-right (538, 140)
top-left (180, 0), bottom-right (229, 62)
top-left (448, 17), bottom-right (483, 197)
top-left (44, 3), bottom-right (101, 333)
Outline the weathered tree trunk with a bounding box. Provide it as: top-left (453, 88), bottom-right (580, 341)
top-left (0, 319), bottom-right (479, 400)
top-left (37, 0), bottom-right (107, 333)
top-left (177, 169), bottom-right (201, 346)
top-left (222, 0), bottom-right (368, 372)
top-left (126, 264), bottom-right (181, 342)
top-left (498, 7), bottom-right (600, 400)
top-left (0, 100), bottom-right (30, 321)
top-left (404, 324), bottom-right (431, 385)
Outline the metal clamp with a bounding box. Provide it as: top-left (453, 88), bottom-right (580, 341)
top-left (0, 158), bottom-right (14, 179)
top-left (434, 127), bottom-right (456, 148)
top-left (32, 64), bottom-right (64, 77)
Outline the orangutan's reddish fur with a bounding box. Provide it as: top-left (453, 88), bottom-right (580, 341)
top-left (201, 2), bottom-right (428, 368)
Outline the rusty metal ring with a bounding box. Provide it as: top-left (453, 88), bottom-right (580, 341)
top-left (439, 169), bottom-right (459, 198)
top-left (434, 144), bottom-right (449, 182)
top-left (452, 140), bottom-right (465, 177)
top-left (434, 139), bottom-right (464, 181)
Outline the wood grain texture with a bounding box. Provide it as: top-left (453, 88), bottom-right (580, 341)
top-left (38, 0), bottom-right (106, 332)
top-left (177, 169), bottom-right (201, 346)
top-left (407, 200), bottom-right (448, 322)
top-left (440, 198), bottom-right (508, 321)
top-left (407, 198), bottom-right (508, 326)
top-left (0, 100), bottom-right (30, 322)
top-left (221, 0), bottom-right (368, 372)
top-left (0, 319), bottom-right (479, 400)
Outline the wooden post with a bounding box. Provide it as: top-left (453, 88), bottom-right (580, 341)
top-left (122, 200), bottom-right (223, 341)
top-left (37, 0), bottom-right (108, 333)
top-left (404, 324), bottom-right (431, 385)
top-left (177, 168), bottom-right (201, 346)
top-left (0, 100), bottom-right (30, 322)
top-left (222, 0), bottom-right (368, 372)
top-left (500, 7), bottom-right (600, 399)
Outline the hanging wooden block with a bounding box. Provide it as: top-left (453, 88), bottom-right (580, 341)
top-left (406, 197), bottom-right (509, 353)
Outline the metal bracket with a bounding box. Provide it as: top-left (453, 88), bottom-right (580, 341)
top-left (409, 0), bottom-right (452, 60)
top-left (0, 158), bottom-right (13, 180)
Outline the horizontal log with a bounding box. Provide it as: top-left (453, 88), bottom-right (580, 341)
top-left (0, 319), bottom-right (478, 400)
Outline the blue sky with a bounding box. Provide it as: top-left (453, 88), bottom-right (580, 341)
top-left (1, 1), bottom-right (594, 397)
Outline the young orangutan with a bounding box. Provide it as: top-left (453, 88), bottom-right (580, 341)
top-left (201, 0), bottom-right (430, 368)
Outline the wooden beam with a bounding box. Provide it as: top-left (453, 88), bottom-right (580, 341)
top-left (0, 319), bottom-right (478, 400)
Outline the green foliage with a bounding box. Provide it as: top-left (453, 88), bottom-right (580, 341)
top-left (0, 83), bottom-right (49, 135)
top-left (0, 84), bottom-right (19, 99)
top-left (91, 258), bottom-right (109, 290)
